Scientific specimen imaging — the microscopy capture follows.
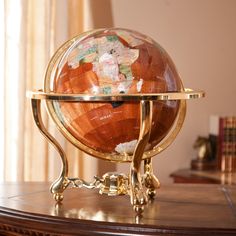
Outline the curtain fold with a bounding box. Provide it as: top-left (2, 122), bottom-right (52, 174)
top-left (24, 0), bottom-right (57, 181)
top-left (4, 0), bottom-right (29, 181)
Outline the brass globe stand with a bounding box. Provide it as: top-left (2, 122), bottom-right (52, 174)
top-left (27, 89), bottom-right (204, 213)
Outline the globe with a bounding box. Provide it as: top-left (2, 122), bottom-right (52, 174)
top-left (44, 28), bottom-right (183, 160)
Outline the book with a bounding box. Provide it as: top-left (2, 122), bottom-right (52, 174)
top-left (211, 116), bottom-right (236, 172)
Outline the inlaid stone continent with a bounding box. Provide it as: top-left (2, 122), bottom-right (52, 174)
top-left (48, 28), bottom-right (183, 156)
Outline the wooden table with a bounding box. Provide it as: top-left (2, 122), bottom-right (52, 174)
top-left (0, 182), bottom-right (235, 235)
top-left (170, 169), bottom-right (236, 184)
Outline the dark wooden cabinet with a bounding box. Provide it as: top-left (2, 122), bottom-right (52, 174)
top-left (170, 169), bottom-right (236, 184)
top-left (0, 182), bottom-right (236, 235)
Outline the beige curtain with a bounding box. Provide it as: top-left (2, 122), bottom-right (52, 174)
top-left (2, 0), bottom-right (115, 182)
top-left (23, 0), bottom-right (69, 181)
top-left (2, 0), bottom-right (82, 182)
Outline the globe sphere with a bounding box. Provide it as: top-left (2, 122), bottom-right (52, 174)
top-left (45, 28), bottom-right (183, 159)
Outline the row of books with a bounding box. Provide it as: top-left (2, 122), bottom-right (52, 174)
top-left (210, 116), bottom-right (236, 172)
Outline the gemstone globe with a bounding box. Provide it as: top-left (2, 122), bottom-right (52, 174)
top-left (45, 28), bottom-right (183, 157)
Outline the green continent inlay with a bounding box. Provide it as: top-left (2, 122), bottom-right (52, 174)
top-left (103, 87), bottom-right (112, 94)
top-left (119, 64), bottom-right (133, 80)
top-left (106, 35), bottom-right (119, 42)
top-left (76, 45), bottom-right (97, 63)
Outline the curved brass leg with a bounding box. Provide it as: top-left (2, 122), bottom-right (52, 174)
top-left (31, 99), bottom-right (69, 201)
top-left (144, 158), bottom-right (160, 199)
top-left (130, 100), bottom-right (152, 213)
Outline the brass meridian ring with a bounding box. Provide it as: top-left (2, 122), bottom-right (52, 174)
top-left (27, 89), bottom-right (204, 101)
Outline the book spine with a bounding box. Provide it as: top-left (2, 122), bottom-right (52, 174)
top-left (233, 117), bottom-right (236, 171)
top-left (219, 116), bottom-right (236, 172)
top-left (217, 117), bottom-right (225, 170)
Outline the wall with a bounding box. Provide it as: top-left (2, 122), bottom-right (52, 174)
top-left (110, 0), bottom-right (236, 182)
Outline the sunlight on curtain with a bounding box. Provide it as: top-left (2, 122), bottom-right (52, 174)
top-left (3, 0), bottom-right (22, 181)
top-left (0, 1), bottom-right (4, 181)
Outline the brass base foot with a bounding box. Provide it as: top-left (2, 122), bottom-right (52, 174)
top-left (133, 205), bottom-right (145, 214)
top-left (50, 176), bottom-right (70, 202)
top-left (53, 193), bottom-right (64, 202)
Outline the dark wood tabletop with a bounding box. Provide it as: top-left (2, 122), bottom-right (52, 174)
top-left (170, 169), bottom-right (236, 184)
top-left (0, 182), bottom-right (235, 235)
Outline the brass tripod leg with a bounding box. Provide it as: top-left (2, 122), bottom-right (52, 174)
top-left (144, 158), bottom-right (160, 199)
top-left (130, 100), bottom-right (152, 213)
top-left (31, 99), bottom-right (69, 202)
